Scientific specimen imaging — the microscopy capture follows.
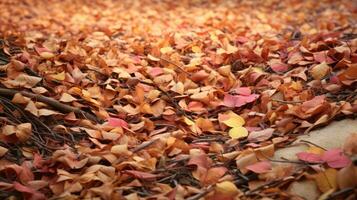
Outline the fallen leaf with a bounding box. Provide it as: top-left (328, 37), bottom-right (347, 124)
top-left (59, 93), bottom-right (77, 102)
top-left (221, 111), bottom-right (245, 127)
top-left (13, 182), bottom-right (46, 200)
top-left (310, 62), bottom-right (330, 80)
top-left (322, 148), bottom-right (351, 168)
top-left (248, 128), bottom-right (274, 142)
top-left (296, 152), bottom-right (324, 164)
top-left (215, 181), bottom-right (240, 196)
top-left (107, 117), bottom-right (128, 128)
top-left (49, 71), bottom-right (66, 81)
top-left (123, 170), bottom-right (158, 180)
top-left (342, 133), bottom-right (357, 156)
top-left (314, 168), bottom-right (337, 193)
top-left (223, 93), bottom-right (259, 108)
top-left (246, 161), bottom-right (272, 173)
top-left (0, 146), bottom-right (8, 157)
top-left (16, 123), bottom-right (32, 142)
top-left (229, 127), bottom-right (248, 139)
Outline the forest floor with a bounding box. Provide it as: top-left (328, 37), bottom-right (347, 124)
top-left (0, 0), bottom-right (357, 199)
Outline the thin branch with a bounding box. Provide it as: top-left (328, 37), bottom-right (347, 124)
top-left (271, 99), bottom-right (303, 104)
top-left (159, 56), bottom-right (190, 76)
top-left (0, 87), bottom-right (99, 122)
top-left (299, 139), bottom-right (327, 151)
top-left (131, 138), bottom-right (159, 153)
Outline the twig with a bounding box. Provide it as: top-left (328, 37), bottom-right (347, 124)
top-left (138, 79), bottom-right (193, 120)
top-left (299, 139), bottom-right (327, 151)
top-left (326, 187), bottom-right (355, 200)
top-left (186, 185), bottom-right (213, 200)
top-left (192, 137), bottom-right (225, 143)
top-left (245, 180), bottom-right (280, 195)
top-left (0, 87), bottom-right (99, 122)
top-left (131, 138), bottom-right (159, 153)
top-left (271, 99), bottom-right (303, 104)
top-left (159, 56), bottom-right (190, 76)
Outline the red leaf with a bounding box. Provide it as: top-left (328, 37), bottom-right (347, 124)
top-left (123, 170), bottom-right (158, 180)
top-left (246, 161), bottom-right (272, 173)
top-left (301, 95), bottom-right (325, 112)
top-left (203, 167), bottom-right (228, 185)
top-left (296, 152), bottom-right (324, 163)
top-left (107, 117), bottom-right (128, 128)
top-left (322, 148), bottom-right (351, 168)
top-left (13, 182), bottom-right (46, 200)
top-left (187, 154), bottom-right (211, 169)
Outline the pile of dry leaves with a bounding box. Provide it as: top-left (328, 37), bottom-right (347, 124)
top-left (0, 0), bottom-right (356, 199)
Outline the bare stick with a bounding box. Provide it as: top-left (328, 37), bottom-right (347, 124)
top-left (0, 87), bottom-right (98, 122)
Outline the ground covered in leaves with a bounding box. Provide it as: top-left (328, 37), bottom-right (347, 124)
top-left (0, 0), bottom-right (357, 199)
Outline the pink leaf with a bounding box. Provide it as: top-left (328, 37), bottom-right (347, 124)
top-left (322, 148), bottom-right (351, 168)
top-left (223, 94), bottom-right (236, 107)
top-left (296, 152), bottom-right (324, 163)
top-left (271, 62), bottom-right (289, 73)
top-left (313, 51), bottom-right (334, 64)
top-left (223, 94), bottom-right (259, 108)
top-left (233, 87), bottom-right (251, 96)
top-left (108, 117), bottom-right (128, 128)
top-left (246, 161), bottom-right (272, 173)
top-left (149, 67), bottom-right (164, 77)
top-left (13, 182), bottom-right (46, 200)
top-left (329, 75), bottom-right (340, 84)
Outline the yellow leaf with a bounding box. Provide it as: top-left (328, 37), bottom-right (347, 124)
top-left (160, 46), bottom-right (173, 54)
top-left (315, 168), bottom-right (337, 193)
top-left (148, 54), bottom-right (160, 61)
top-left (190, 91), bottom-right (209, 102)
top-left (307, 146), bottom-right (324, 155)
top-left (111, 144), bottom-right (129, 155)
top-left (184, 117), bottom-right (195, 126)
top-left (229, 127), bottom-right (248, 139)
top-left (171, 82), bottom-right (184, 95)
top-left (310, 62), bottom-right (330, 80)
top-left (215, 181), bottom-right (240, 196)
top-left (50, 71), bottom-right (65, 81)
top-left (39, 52), bottom-right (55, 59)
top-left (191, 46), bottom-right (201, 53)
top-left (222, 111), bottom-right (245, 127)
